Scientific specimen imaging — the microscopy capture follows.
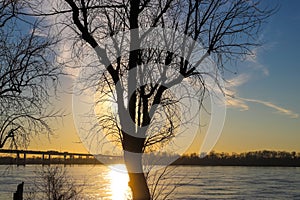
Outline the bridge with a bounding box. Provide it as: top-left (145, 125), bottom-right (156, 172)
top-left (0, 149), bottom-right (121, 165)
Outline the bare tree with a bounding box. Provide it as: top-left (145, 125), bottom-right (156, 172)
top-left (28, 0), bottom-right (274, 199)
top-left (25, 166), bottom-right (83, 200)
top-left (0, 0), bottom-right (62, 149)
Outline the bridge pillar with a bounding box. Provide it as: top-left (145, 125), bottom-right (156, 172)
top-left (70, 155), bottom-right (74, 164)
top-left (48, 154), bottom-right (51, 165)
top-left (16, 152), bottom-right (19, 165)
top-left (42, 154), bottom-right (45, 165)
top-left (23, 153), bottom-right (26, 165)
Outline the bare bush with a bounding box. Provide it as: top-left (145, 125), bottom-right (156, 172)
top-left (25, 166), bottom-right (83, 200)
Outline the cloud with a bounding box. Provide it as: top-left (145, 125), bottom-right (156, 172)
top-left (239, 98), bottom-right (299, 119)
top-left (223, 42), bottom-right (299, 118)
top-left (225, 73), bottom-right (250, 98)
top-left (226, 74), bottom-right (299, 119)
top-left (227, 95), bottom-right (299, 119)
top-left (225, 73), bottom-right (249, 110)
top-left (245, 48), bottom-right (270, 76)
top-left (227, 73), bottom-right (250, 88)
top-left (226, 97), bottom-right (249, 111)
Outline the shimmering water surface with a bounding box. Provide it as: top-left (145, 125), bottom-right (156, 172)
top-left (0, 165), bottom-right (299, 199)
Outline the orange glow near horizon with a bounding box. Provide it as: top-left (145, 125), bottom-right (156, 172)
top-left (25, 74), bottom-right (300, 155)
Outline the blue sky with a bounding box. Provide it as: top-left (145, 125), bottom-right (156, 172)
top-left (213, 0), bottom-right (300, 153)
top-left (246, 0), bottom-right (300, 106)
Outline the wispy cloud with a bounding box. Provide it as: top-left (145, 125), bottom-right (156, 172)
top-left (225, 73), bottom-right (250, 111)
top-left (226, 74), bottom-right (299, 119)
top-left (227, 73), bottom-right (250, 88)
top-left (240, 97), bottom-right (299, 119)
top-left (226, 97), bottom-right (249, 111)
top-left (226, 74), bottom-right (250, 111)
top-left (245, 48), bottom-right (270, 76)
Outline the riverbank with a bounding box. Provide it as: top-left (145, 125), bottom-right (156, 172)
top-left (1, 150), bottom-right (300, 166)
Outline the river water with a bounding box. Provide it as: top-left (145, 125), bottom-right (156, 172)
top-left (0, 165), bottom-right (299, 199)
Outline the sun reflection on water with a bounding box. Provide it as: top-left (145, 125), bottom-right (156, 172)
top-left (107, 164), bottom-right (131, 200)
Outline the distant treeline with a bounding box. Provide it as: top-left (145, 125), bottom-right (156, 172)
top-left (1, 150), bottom-right (299, 166)
top-left (173, 150), bottom-right (300, 167)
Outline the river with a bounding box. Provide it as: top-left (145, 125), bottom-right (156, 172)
top-left (1, 165), bottom-right (299, 199)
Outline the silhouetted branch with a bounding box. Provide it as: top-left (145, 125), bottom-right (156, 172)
top-left (0, 2), bottom-right (63, 149)
top-left (40, 0), bottom-right (275, 199)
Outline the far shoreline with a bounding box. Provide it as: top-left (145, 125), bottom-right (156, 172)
top-left (1, 150), bottom-right (299, 167)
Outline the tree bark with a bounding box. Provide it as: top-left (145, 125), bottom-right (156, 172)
top-left (123, 138), bottom-right (151, 200)
top-left (128, 172), bottom-right (151, 200)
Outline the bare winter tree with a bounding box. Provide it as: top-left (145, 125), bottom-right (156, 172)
top-left (25, 166), bottom-right (83, 200)
top-left (27, 0), bottom-right (274, 199)
top-left (0, 0), bottom-right (62, 149)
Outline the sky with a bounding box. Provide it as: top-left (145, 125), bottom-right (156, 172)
top-left (214, 0), bottom-right (300, 153)
top-left (28, 1), bottom-right (300, 154)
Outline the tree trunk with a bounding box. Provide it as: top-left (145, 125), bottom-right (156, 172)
top-left (13, 182), bottom-right (24, 200)
top-left (128, 172), bottom-right (151, 200)
top-left (124, 150), bottom-right (150, 200)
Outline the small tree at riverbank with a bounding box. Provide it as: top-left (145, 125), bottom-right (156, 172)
top-left (25, 166), bottom-right (83, 200)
